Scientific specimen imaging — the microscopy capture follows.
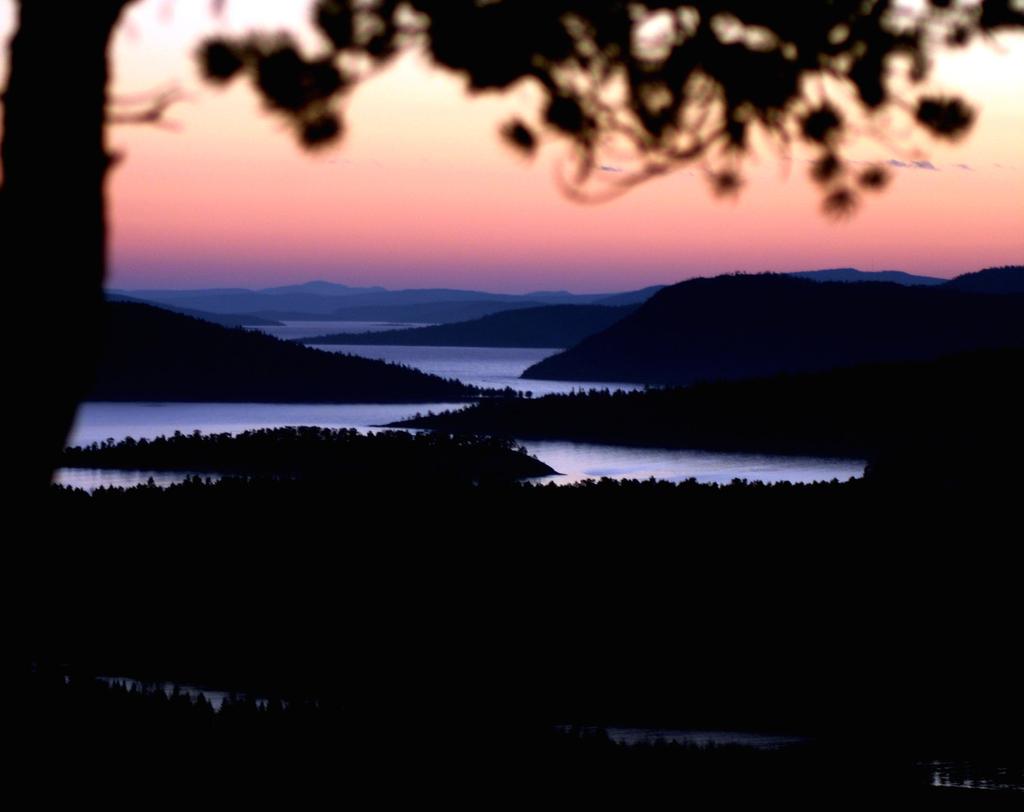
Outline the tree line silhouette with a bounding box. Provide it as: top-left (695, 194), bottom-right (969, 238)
top-left (90, 302), bottom-right (481, 403)
top-left (521, 274), bottom-right (1024, 385)
top-left (30, 464), bottom-right (1024, 807)
top-left (43, 472), bottom-right (1021, 726)
top-left (61, 426), bottom-right (553, 482)
top-left (23, 661), bottom-right (1022, 805)
top-left (398, 349), bottom-right (1024, 490)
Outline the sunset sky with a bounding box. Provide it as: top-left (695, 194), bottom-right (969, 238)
top-left (2, 1), bottom-right (1022, 292)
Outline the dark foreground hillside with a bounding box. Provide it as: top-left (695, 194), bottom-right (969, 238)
top-left (524, 274), bottom-right (1024, 384)
top-left (27, 473), bottom-right (1023, 805)
top-left (21, 665), bottom-right (1022, 806)
top-left (29, 308), bottom-right (1024, 802)
top-left (90, 302), bottom-right (479, 402)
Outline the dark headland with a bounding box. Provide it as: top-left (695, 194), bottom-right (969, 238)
top-left (523, 270), bottom-right (1024, 385)
top-left (90, 301), bottom-right (479, 403)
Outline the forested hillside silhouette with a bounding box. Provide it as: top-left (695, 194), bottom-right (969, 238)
top-left (25, 666), bottom-right (1023, 805)
top-left (944, 265), bottom-right (1024, 294)
top-left (36, 472), bottom-right (1024, 796)
top-left (90, 302), bottom-right (479, 402)
top-left (62, 426), bottom-right (554, 482)
top-left (106, 292), bottom-right (283, 327)
top-left (524, 275), bottom-right (1024, 384)
top-left (400, 349), bottom-right (1023, 488)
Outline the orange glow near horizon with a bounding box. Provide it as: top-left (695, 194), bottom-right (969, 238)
top-left (1, 1), bottom-right (1022, 291)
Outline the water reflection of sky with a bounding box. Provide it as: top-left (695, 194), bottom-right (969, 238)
top-left (66, 339), bottom-right (864, 490)
top-left (555, 725), bottom-right (810, 750)
top-left (65, 402), bottom-right (865, 491)
top-left (306, 343), bottom-right (642, 395)
top-left (526, 440), bottom-right (864, 486)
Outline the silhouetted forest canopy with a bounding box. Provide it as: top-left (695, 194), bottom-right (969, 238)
top-left (31, 470), bottom-right (1024, 795)
top-left (944, 265), bottom-right (1024, 294)
top-left (23, 665), bottom-right (1024, 805)
top-left (37, 449), bottom-right (1024, 805)
top-left (105, 292), bottom-right (284, 327)
top-left (396, 349), bottom-right (1024, 486)
top-left (523, 274), bottom-right (1024, 384)
top-left (61, 426), bottom-right (554, 482)
top-left (300, 304), bottom-right (638, 348)
top-left (90, 302), bottom-right (480, 402)
top-left (49, 463), bottom-right (1020, 537)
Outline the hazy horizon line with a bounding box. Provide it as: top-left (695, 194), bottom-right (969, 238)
top-left (107, 265), bottom-right (987, 295)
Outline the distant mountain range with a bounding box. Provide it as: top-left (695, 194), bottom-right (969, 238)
top-left (786, 268), bottom-right (945, 285)
top-left (108, 283), bottom-right (659, 323)
top-left (295, 273), bottom-right (952, 349)
top-left (90, 302), bottom-right (478, 403)
top-left (324, 299), bottom-right (546, 324)
top-left (523, 268), bottom-right (1024, 385)
top-left (300, 304), bottom-right (639, 349)
top-left (108, 267), bottom-right (1020, 354)
top-left (258, 280), bottom-right (387, 296)
top-left (107, 269), bottom-right (972, 329)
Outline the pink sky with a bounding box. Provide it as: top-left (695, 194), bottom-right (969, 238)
top-left (2, 1), bottom-right (1022, 292)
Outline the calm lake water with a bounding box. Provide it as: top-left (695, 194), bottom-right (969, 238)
top-left (528, 441), bottom-right (863, 485)
top-left (57, 468), bottom-right (221, 491)
top-left (555, 725), bottom-right (809, 750)
top-left (304, 343), bottom-right (642, 395)
top-left (61, 332), bottom-right (864, 489)
top-left (61, 402), bottom-right (864, 491)
top-left (65, 402), bottom-right (466, 445)
top-left (253, 323), bottom-right (639, 394)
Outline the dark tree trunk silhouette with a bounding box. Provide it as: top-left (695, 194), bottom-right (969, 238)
top-left (2, 1), bottom-right (134, 490)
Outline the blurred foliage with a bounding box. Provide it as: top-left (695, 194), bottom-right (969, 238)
top-left (200, 0), bottom-right (1024, 214)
